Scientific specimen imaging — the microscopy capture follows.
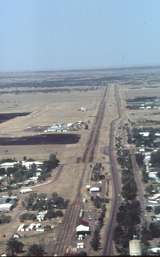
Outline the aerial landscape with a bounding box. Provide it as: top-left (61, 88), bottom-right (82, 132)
top-left (1, 68), bottom-right (160, 256)
top-left (2, 0), bottom-right (160, 256)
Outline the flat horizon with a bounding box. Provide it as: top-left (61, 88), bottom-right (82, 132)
top-left (1, 64), bottom-right (160, 74)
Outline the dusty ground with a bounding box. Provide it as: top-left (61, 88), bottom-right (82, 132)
top-left (3, 80), bottom-right (157, 255)
top-left (0, 88), bottom-right (105, 254)
top-left (125, 86), bottom-right (160, 127)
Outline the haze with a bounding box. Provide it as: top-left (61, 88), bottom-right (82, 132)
top-left (1, 0), bottom-right (160, 71)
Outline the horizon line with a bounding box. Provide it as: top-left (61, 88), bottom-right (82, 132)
top-left (1, 64), bottom-right (160, 73)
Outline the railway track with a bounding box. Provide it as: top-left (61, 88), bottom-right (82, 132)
top-left (52, 87), bottom-right (108, 256)
top-left (82, 88), bottom-right (107, 163)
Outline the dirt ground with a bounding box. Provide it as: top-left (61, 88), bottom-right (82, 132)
top-left (0, 88), bottom-right (105, 253)
top-left (0, 84), bottom-right (118, 255)
top-left (125, 86), bottom-right (160, 126)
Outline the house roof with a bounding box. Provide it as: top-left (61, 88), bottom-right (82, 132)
top-left (76, 224), bottom-right (90, 232)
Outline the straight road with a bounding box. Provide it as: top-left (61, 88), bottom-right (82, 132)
top-left (103, 85), bottom-right (121, 256)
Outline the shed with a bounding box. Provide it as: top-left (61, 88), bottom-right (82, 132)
top-left (20, 188), bottom-right (32, 194)
top-left (0, 203), bottom-right (13, 212)
top-left (90, 187), bottom-right (100, 192)
top-left (76, 224), bottom-right (90, 234)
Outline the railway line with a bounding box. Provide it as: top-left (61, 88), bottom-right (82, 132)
top-left (52, 87), bottom-right (108, 256)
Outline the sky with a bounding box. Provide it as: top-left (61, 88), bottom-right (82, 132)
top-left (0, 0), bottom-right (160, 71)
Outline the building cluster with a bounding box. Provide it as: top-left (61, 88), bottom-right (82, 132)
top-left (44, 121), bottom-right (88, 133)
top-left (0, 160), bottom-right (43, 192)
top-left (134, 127), bottom-right (160, 254)
top-left (17, 222), bottom-right (53, 233)
top-left (127, 96), bottom-right (160, 110)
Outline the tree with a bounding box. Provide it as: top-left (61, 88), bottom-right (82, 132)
top-left (6, 238), bottom-right (24, 256)
top-left (151, 150), bottom-right (160, 166)
top-left (27, 244), bottom-right (45, 256)
top-left (19, 212), bottom-right (36, 222)
top-left (122, 179), bottom-right (137, 200)
top-left (90, 229), bottom-right (100, 251)
top-left (45, 210), bottom-right (56, 219)
top-left (78, 251), bottom-right (87, 256)
top-left (149, 222), bottom-right (160, 238)
top-left (0, 214), bottom-right (11, 224)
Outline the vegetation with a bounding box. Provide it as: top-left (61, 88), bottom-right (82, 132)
top-left (149, 222), bottom-right (160, 238)
top-left (22, 192), bottom-right (68, 214)
top-left (0, 214), bottom-right (11, 224)
top-left (19, 212), bottom-right (36, 222)
top-left (6, 238), bottom-right (24, 256)
top-left (151, 150), bottom-right (160, 166)
top-left (114, 135), bottom-right (141, 254)
top-left (0, 154), bottom-right (59, 190)
top-left (90, 204), bottom-right (106, 251)
top-left (91, 162), bottom-right (105, 181)
top-left (27, 244), bottom-right (45, 256)
top-left (90, 227), bottom-right (101, 251)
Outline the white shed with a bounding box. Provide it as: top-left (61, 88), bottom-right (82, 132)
top-left (90, 187), bottom-right (100, 192)
top-left (129, 240), bottom-right (141, 256)
top-left (20, 188), bottom-right (32, 194)
top-left (76, 224), bottom-right (90, 233)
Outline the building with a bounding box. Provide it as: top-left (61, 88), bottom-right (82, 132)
top-left (90, 187), bottom-right (100, 192)
top-left (148, 247), bottom-right (160, 254)
top-left (129, 239), bottom-right (141, 256)
top-left (21, 161), bottom-right (43, 169)
top-left (76, 224), bottom-right (90, 235)
top-left (17, 224), bottom-right (25, 232)
top-left (0, 196), bottom-right (17, 212)
top-left (0, 162), bottom-right (18, 170)
top-left (20, 188), bottom-right (32, 194)
top-left (0, 203), bottom-right (13, 212)
top-left (139, 132), bottom-right (150, 137)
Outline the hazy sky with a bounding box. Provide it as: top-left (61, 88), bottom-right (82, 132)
top-left (0, 0), bottom-right (160, 71)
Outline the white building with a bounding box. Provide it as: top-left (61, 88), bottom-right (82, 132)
top-left (17, 224), bottom-right (25, 232)
top-left (139, 132), bottom-right (150, 137)
top-left (76, 224), bottom-right (90, 234)
top-left (0, 203), bottom-right (13, 212)
top-left (0, 162), bottom-right (18, 170)
top-left (129, 239), bottom-right (141, 256)
top-left (20, 188), bottom-right (32, 194)
top-left (21, 161), bottom-right (43, 169)
top-left (90, 187), bottom-right (100, 192)
top-left (148, 247), bottom-right (160, 254)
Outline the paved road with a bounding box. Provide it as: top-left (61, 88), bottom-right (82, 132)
top-left (103, 85), bottom-right (122, 256)
top-left (103, 116), bottom-right (121, 256)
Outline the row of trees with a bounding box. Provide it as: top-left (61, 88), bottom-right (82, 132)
top-left (114, 136), bottom-right (141, 255)
top-left (90, 205), bottom-right (106, 251)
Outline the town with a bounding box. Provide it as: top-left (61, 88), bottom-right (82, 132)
top-left (1, 1), bottom-right (160, 255)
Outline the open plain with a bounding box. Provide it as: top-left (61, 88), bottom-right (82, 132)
top-left (1, 68), bottom-right (160, 256)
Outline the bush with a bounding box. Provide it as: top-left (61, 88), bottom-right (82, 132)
top-left (19, 212), bottom-right (36, 222)
top-left (27, 244), bottom-right (45, 256)
top-left (6, 238), bottom-right (24, 256)
top-left (0, 214), bottom-right (11, 224)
